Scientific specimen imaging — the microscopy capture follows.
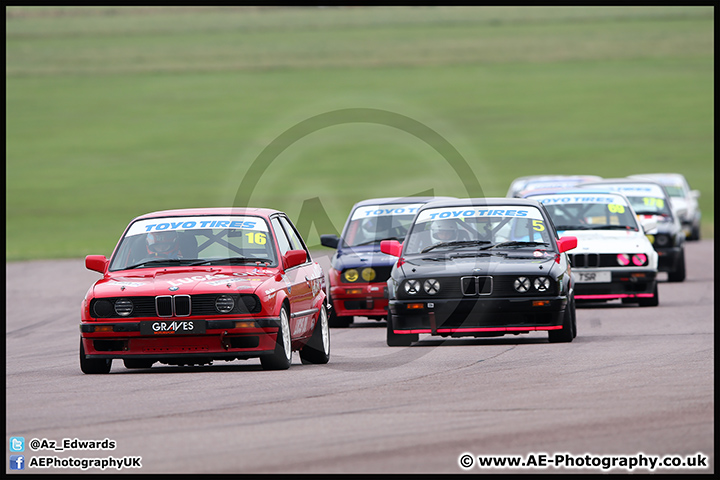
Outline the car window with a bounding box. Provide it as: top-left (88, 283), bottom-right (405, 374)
top-left (581, 183), bottom-right (674, 217)
top-left (404, 205), bottom-right (554, 255)
top-left (530, 194), bottom-right (639, 231)
top-left (109, 215), bottom-right (277, 271)
top-left (342, 203), bottom-right (424, 247)
top-left (271, 217), bottom-right (293, 256)
top-left (278, 216), bottom-right (309, 263)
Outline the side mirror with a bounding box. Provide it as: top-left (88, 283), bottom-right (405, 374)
top-left (283, 249), bottom-right (307, 270)
top-left (640, 218), bottom-right (657, 234)
top-left (557, 236), bottom-right (577, 253)
top-left (380, 240), bottom-right (403, 257)
top-left (690, 189), bottom-right (700, 199)
top-left (86, 255), bottom-right (108, 274)
top-left (320, 234), bottom-right (339, 249)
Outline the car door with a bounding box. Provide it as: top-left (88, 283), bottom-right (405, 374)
top-left (271, 216), bottom-right (313, 339)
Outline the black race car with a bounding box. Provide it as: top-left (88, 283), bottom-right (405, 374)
top-left (380, 198), bottom-right (578, 346)
top-left (578, 179), bottom-right (686, 282)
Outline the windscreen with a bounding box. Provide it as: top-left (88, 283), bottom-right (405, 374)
top-left (342, 203), bottom-right (424, 247)
top-left (403, 205), bottom-right (554, 255)
top-left (109, 215), bottom-right (277, 271)
top-left (529, 193), bottom-right (639, 232)
top-left (583, 183), bottom-right (672, 217)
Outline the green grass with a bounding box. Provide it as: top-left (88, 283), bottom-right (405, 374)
top-left (6, 6), bottom-right (714, 260)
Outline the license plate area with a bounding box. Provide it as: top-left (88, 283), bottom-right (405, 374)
top-left (140, 320), bottom-right (206, 335)
top-left (574, 271), bottom-right (611, 283)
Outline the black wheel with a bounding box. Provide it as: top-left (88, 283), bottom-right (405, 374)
top-left (549, 297), bottom-right (575, 343)
top-left (327, 302), bottom-right (352, 328)
top-left (79, 339), bottom-right (112, 374)
top-left (689, 223), bottom-right (701, 241)
top-left (386, 315), bottom-right (416, 347)
top-left (569, 295), bottom-right (577, 339)
top-left (123, 359), bottom-right (154, 369)
top-left (300, 304), bottom-right (330, 365)
top-left (638, 282), bottom-right (659, 307)
top-left (261, 305), bottom-right (292, 370)
top-left (667, 249), bottom-right (686, 282)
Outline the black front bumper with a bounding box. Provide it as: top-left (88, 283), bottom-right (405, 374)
top-left (655, 246), bottom-right (682, 273)
top-left (388, 296), bottom-right (567, 335)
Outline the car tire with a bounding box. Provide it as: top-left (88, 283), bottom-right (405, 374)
top-left (79, 339), bottom-right (112, 374)
top-left (261, 305), bottom-right (292, 370)
top-left (386, 315), bottom-right (416, 347)
top-left (689, 223), bottom-right (701, 241)
top-left (123, 359), bottom-right (154, 369)
top-left (548, 298), bottom-right (574, 343)
top-left (667, 249), bottom-right (686, 282)
top-left (638, 282), bottom-right (659, 307)
top-left (300, 304), bottom-right (330, 365)
top-left (569, 295), bottom-right (577, 339)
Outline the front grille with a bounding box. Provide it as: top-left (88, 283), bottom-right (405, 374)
top-left (372, 266), bottom-right (393, 283)
top-left (461, 276), bottom-right (493, 296)
top-left (156, 296), bottom-right (174, 317)
top-left (397, 275), bottom-right (557, 299)
top-left (570, 253), bottom-right (644, 268)
top-left (90, 294), bottom-right (261, 319)
top-left (570, 253), bottom-right (600, 268)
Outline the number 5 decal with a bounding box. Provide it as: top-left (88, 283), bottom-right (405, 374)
top-left (533, 219), bottom-right (545, 232)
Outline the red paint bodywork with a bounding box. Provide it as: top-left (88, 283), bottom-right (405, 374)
top-left (80, 208), bottom-right (326, 367)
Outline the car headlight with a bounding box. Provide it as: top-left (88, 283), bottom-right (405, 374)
top-left (93, 299), bottom-right (113, 317)
top-left (215, 294), bottom-right (235, 314)
top-left (114, 298), bottom-right (134, 317)
top-left (514, 277), bottom-right (530, 293)
top-left (617, 254), bottom-right (631, 266)
top-left (241, 295), bottom-right (258, 313)
top-left (361, 267), bottom-right (376, 282)
top-left (654, 234), bottom-right (671, 247)
top-left (632, 254), bottom-right (647, 266)
top-left (343, 269), bottom-right (359, 282)
top-left (404, 279), bottom-right (421, 295)
top-left (533, 277), bottom-right (551, 292)
top-left (423, 278), bottom-right (440, 295)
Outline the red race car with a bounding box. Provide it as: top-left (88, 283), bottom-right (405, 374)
top-left (79, 207), bottom-right (329, 373)
top-left (320, 196), bottom-right (453, 327)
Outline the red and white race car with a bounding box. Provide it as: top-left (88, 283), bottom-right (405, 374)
top-left (80, 207), bottom-right (329, 373)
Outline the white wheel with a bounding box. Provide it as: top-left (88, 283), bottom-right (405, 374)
top-left (261, 306), bottom-right (292, 370)
top-left (300, 304), bottom-right (330, 364)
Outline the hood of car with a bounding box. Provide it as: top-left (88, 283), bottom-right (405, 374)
top-left (558, 230), bottom-right (652, 254)
top-left (399, 252), bottom-right (559, 278)
top-left (333, 245), bottom-right (397, 271)
top-left (93, 267), bottom-right (277, 297)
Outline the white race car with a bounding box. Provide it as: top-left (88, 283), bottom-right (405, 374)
top-left (628, 173), bottom-right (702, 240)
top-left (525, 189), bottom-right (659, 307)
top-left (506, 174), bottom-right (602, 198)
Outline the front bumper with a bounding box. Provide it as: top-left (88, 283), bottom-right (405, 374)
top-left (388, 296), bottom-right (567, 336)
top-left (79, 317), bottom-right (281, 361)
top-left (655, 246), bottom-right (682, 273)
top-left (329, 283), bottom-right (388, 318)
top-left (574, 269), bottom-right (657, 301)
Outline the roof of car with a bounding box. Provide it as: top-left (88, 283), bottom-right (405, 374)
top-left (132, 207), bottom-right (282, 221)
top-left (351, 196), bottom-right (455, 208)
top-left (419, 197), bottom-right (543, 210)
top-left (627, 173), bottom-right (688, 184)
top-left (523, 188), bottom-right (629, 198)
top-left (579, 178), bottom-right (664, 186)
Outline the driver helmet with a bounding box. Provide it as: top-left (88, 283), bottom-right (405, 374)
top-left (430, 219), bottom-right (458, 242)
top-left (147, 231), bottom-right (180, 255)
